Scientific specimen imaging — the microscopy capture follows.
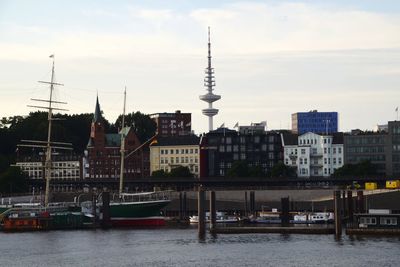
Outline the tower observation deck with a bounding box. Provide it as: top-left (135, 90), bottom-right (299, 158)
top-left (199, 27), bottom-right (221, 131)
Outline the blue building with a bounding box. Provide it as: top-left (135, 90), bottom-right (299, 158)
top-left (292, 110), bottom-right (338, 134)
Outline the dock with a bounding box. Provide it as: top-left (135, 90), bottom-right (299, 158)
top-left (210, 226), bottom-right (335, 235)
top-left (346, 228), bottom-right (400, 236)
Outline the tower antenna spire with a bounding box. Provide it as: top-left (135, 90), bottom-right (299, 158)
top-left (200, 27), bottom-right (221, 131)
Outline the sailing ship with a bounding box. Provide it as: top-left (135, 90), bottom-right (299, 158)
top-left (87, 88), bottom-right (171, 227)
top-left (0, 55), bottom-right (92, 230)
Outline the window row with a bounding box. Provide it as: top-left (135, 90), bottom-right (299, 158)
top-left (160, 157), bottom-right (198, 164)
top-left (160, 148), bottom-right (198, 155)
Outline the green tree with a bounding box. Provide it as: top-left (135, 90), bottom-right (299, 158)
top-left (270, 162), bottom-right (296, 178)
top-left (115, 112), bottom-right (157, 143)
top-left (248, 165), bottom-right (265, 177)
top-left (151, 169), bottom-right (168, 178)
top-left (226, 161), bottom-right (249, 177)
top-left (333, 160), bottom-right (377, 177)
top-left (169, 166), bottom-right (193, 178)
top-left (0, 166), bottom-right (28, 193)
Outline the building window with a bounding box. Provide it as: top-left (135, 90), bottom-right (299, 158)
top-left (240, 153), bottom-right (246, 160)
top-left (304, 158), bottom-right (307, 164)
top-left (301, 149), bottom-right (306, 155)
top-left (190, 149), bottom-right (193, 154)
top-left (333, 158), bottom-right (336, 164)
top-left (176, 157), bottom-right (179, 163)
top-left (333, 147), bottom-right (336, 154)
top-left (195, 149), bottom-right (198, 154)
top-left (161, 150), bottom-right (164, 155)
top-left (165, 150), bottom-right (168, 155)
top-left (300, 158), bottom-right (303, 164)
top-left (380, 217), bottom-right (397, 225)
top-left (170, 149), bottom-right (174, 154)
top-left (324, 148), bottom-right (327, 154)
top-left (219, 146), bottom-right (225, 152)
top-left (176, 149), bottom-right (179, 154)
top-left (324, 158), bottom-right (327, 164)
top-left (181, 149), bottom-right (184, 154)
top-left (338, 158), bottom-right (342, 164)
top-left (360, 217), bottom-right (376, 225)
top-left (338, 147), bottom-right (342, 154)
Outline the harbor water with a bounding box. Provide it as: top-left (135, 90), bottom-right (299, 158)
top-left (1, 226), bottom-right (400, 266)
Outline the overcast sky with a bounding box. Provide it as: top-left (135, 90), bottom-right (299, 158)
top-left (1, 0), bottom-right (399, 134)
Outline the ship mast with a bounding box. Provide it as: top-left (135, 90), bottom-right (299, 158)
top-left (21, 55), bottom-right (71, 207)
top-left (119, 87), bottom-right (127, 197)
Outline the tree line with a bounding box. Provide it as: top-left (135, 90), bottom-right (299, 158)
top-left (0, 111), bottom-right (156, 193)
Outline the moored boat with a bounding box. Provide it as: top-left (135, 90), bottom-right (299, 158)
top-left (103, 192), bottom-right (170, 227)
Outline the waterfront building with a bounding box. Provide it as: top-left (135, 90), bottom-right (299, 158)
top-left (149, 135), bottom-right (200, 177)
top-left (16, 153), bottom-right (82, 180)
top-left (292, 110), bottom-right (338, 134)
top-left (149, 111), bottom-right (191, 137)
top-left (85, 97), bottom-right (150, 179)
top-left (282, 132), bottom-right (344, 177)
top-left (199, 27), bottom-right (221, 131)
top-left (344, 121), bottom-right (400, 176)
top-left (200, 128), bottom-right (283, 177)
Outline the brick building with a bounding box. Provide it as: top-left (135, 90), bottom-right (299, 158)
top-left (84, 97), bottom-right (150, 179)
top-left (149, 111), bottom-right (191, 136)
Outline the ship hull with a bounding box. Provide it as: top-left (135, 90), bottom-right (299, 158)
top-left (107, 199), bottom-right (170, 227)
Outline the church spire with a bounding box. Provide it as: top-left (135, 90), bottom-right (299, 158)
top-left (93, 95), bottom-right (102, 122)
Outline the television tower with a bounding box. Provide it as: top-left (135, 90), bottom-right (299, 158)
top-left (199, 27), bottom-right (221, 131)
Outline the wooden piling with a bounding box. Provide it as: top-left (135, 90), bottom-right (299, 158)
top-left (179, 192), bottom-right (183, 221)
top-left (249, 191), bottom-right (255, 214)
top-left (183, 192), bottom-right (187, 220)
top-left (281, 197), bottom-right (290, 226)
top-left (101, 191), bottom-right (111, 229)
top-left (198, 187), bottom-right (206, 238)
top-left (92, 193), bottom-right (97, 228)
top-left (347, 191), bottom-right (353, 223)
top-left (342, 190), bottom-right (347, 217)
top-left (209, 191), bottom-right (216, 230)
top-left (357, 191), bottom-right (365, 213)
top-left (334, 190), bottom-right (342, 236)
top-left (244, 191), bottom-right (248, 217)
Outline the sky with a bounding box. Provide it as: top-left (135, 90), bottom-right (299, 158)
top-left (0, 0), bottom-right (399, 134)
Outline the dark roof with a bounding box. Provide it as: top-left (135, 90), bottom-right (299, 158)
top-left (105, 133), bottom-right (120, 147)
top-left (281, 132), bottom-right (298, 146)
top-left (332, 132), bottom-right (344, 144)
top-left (208, 128), bottom-right (237, 135)
top-left (151, 135), bottom-right (200, 146)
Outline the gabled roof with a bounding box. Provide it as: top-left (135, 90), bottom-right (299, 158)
top-left (281, 132), bottom-right (298, 146)
top-left (105, 133), bottom-right (120, 147)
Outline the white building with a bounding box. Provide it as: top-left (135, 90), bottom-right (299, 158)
top-left (16, 155), bottom-right (81, 180)
top-left (150, 135), bottom-right (200, 177)
top-left (282, 132), bottom-right (344, 177)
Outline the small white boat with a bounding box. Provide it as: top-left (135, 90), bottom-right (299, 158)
top-left (189, 212), bottom-right (238, 224)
